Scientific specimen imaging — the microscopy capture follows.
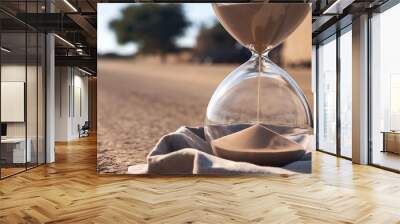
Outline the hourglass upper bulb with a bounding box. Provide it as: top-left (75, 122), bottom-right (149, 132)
top-left (212, 2), bottom-right (310, 54)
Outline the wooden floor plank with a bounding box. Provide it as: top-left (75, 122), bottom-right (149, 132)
top-left (0, 135), bottom-right (400, 223)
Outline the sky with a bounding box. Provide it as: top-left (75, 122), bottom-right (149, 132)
top-left (97, 3), bottom-right (216, 56)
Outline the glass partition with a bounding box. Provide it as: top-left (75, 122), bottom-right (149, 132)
top-left (0, 1), bottom-right (46, 179)
top-left (0, 30), bottom-right (28, 177)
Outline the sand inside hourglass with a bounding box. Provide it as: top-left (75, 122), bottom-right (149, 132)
top-left (212, 3), bottom-right (310, 54)
top-left (210, 3), bottom-right (311, 166)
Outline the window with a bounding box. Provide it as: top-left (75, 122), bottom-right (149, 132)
top-left (339, 28), bottom-right (352, 158)
top-left (370, 3), bottom-right (400, 171)
top-left (317, 36), bottom-right (337, 154)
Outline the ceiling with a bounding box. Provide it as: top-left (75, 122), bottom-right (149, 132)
top-left (0, 0), bottom-right (100, 74)
top-left (312, 0), bottom-right (390, 43)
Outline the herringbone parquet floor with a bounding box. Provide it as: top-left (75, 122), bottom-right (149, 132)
top-left (1, 135), bottom-right (400, 224)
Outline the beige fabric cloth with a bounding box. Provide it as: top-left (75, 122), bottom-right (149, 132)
top-left (127, 126), bottom-right (311, 175)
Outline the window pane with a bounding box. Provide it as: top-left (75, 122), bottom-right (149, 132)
top-left (318, 37), bottom-right (337, 154)
top-left (371, 3), bottom-right (400, 171)
top-left (340, 29), bottom-right (352, 158)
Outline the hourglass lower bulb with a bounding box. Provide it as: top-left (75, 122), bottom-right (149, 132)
top-left (204, 2), bottom-right (313, 166)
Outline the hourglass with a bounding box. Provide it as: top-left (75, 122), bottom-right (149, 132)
top-left (205, 2), bottom-right (313, 166)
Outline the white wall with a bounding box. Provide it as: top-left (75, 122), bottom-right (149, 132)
top-left (1, 65), bottom-right (37, 138)
top-left (72, 73), bottom-right (89, 138)
top-left (1, 64), bottom-right (46, 164)
top-left (1, 65), bottom-right (26, 137)
top-left (55, 66), bottom-right (70, 141)
top-left (1, 82), bottom-right (25, 122)
top-left (55, 67), bottom-right (89, 141)
top-left (1, 65), bottom-right (26, 141)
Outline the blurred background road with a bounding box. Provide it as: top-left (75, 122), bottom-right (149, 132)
top-left (97, 60), bottom-right (311, 173)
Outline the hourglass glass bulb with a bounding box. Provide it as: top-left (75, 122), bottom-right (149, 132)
top-left (205, 2), bottom-right (312, 166)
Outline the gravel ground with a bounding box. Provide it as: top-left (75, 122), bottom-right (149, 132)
top-left (97, 59), bottom-right (312, 174)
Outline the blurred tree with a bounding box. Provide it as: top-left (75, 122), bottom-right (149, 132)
top-left (195, 22), bottom-right (250, 63)
top-left (110, 4), bottom-right (190, 62)
top-left (194, 22), bottom-right (282, 65)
